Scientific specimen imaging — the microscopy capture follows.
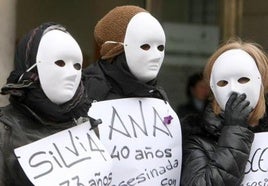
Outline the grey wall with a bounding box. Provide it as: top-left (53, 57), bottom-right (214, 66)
top-left (242, 0), bottom-right (268, 51)
top-left (0, 0), bottom-right (17, 106)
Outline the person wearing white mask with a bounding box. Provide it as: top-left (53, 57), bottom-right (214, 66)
top-left (0, 22), bottom-right (97, 186)
top-left (83, 5), bottom-right (182, 185)
top-left (181, 39), bottom-right (268, 186)
top-left (83, 5), bottom-right (167, 101)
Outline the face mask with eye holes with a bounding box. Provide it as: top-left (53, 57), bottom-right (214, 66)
top-left (123, 12), bottom-right (166, 82)
top-left (36, 30), bottom-right (83, 104)
top-left (210, 49), bottom-right (262, 111)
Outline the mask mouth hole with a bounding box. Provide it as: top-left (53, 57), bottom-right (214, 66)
top-left (238, 77), bottom-right (250, 84)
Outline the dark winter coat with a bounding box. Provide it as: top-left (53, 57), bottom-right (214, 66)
top-left (0, 22), bottom-right (93, 186)
top-left (0, 103), bottom-right (78, 186)
top-left (82, 53), bottom-right (168, 102)
top-left (180, 104), bottom-right (268, 186)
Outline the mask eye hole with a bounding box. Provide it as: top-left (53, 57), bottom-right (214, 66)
top-left (238, 77), bottom-right (250, 84)
top-left (217, 80), bottom-right (228, 87)
top-left (73, 63), bottom-right (81, 70)
top-left (55, 60), bottom-right (65, 67)
top-left (140, 44), bottom-right (150, 51)
top-left (158, 45), bottom-right (165, 51)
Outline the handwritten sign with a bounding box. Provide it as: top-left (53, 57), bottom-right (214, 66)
top-left (241, 132), bottom-right (268, 186)
top-left (14, 121), bottom-right (112, 186)
top-left (88, 98), bottom-right (182, 186)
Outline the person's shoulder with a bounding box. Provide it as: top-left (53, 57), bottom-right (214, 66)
top-left (82, 62), bottom-right (111, 101)
top-left (0, 104), bottom-right (35, 130)
top-left (0, 104), bottom-right (21, 125)
top-left (182, 116), bottom-right (217, 152)
top-left (0, 104), bottom-right (17, 118)
top-left (251, 111), bottom-right (268, 132)
top-left (183, 129), bottom-right (217, 154)
top-left (181, 113), bottom-right (208, 143)
top-left (82, 61), bottom-right (103, 78)
top-left (0, 105), bottom-right (18, 144)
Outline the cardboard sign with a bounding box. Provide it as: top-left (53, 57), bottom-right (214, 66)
top-left (88, 98), bottom-right (182, 186)
top-left (241, 132), bottom-right (268, 186)
top-left (14, 121), bottom-right (112, 186)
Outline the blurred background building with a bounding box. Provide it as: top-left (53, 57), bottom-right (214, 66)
top-left (0, 0), bottom-right (266, 109)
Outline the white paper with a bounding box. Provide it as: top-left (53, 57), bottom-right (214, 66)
top-left (241, 132), bottom-right (268, 186)
top-left (88, 98), bottom-right (182, 186)
top-left (14, 121), bottom-right (112, 186)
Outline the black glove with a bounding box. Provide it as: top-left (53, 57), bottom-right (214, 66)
top-left (224, 92), bottom-right (253, 127)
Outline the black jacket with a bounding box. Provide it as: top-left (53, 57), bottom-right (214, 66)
top-left (180, 104), bottom-right (268, 186)
top-left (82, 53), bottom-right (168, 102)
top-left (0, 103), bottom-right (78, 186)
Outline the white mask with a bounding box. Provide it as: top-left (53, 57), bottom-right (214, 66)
top-left (210, 49), bottom-right (262, 110)
top-left (123, 12), bottom-right (166, 82)
top-left (36, 30), bottom-right (83, 104)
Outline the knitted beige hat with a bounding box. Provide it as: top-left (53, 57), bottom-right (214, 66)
top-left (94, 5), bottom-right (147, 60)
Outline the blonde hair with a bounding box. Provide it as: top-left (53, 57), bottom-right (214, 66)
top-left (203, 38), bottom-right (268, 126)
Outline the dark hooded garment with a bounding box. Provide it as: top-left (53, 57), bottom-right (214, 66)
top-left (180, 103), bottom-right (268, 186)
top-left (0, 22), bottom-right (93, 186)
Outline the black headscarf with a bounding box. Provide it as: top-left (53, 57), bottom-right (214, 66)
top-left (1, 22), bottom-right (91, 123)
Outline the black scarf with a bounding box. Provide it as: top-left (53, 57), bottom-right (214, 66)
top-left (97, 53), bottom-right (168, 100)
top-left (17, 82), bottom-right (90, 123)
